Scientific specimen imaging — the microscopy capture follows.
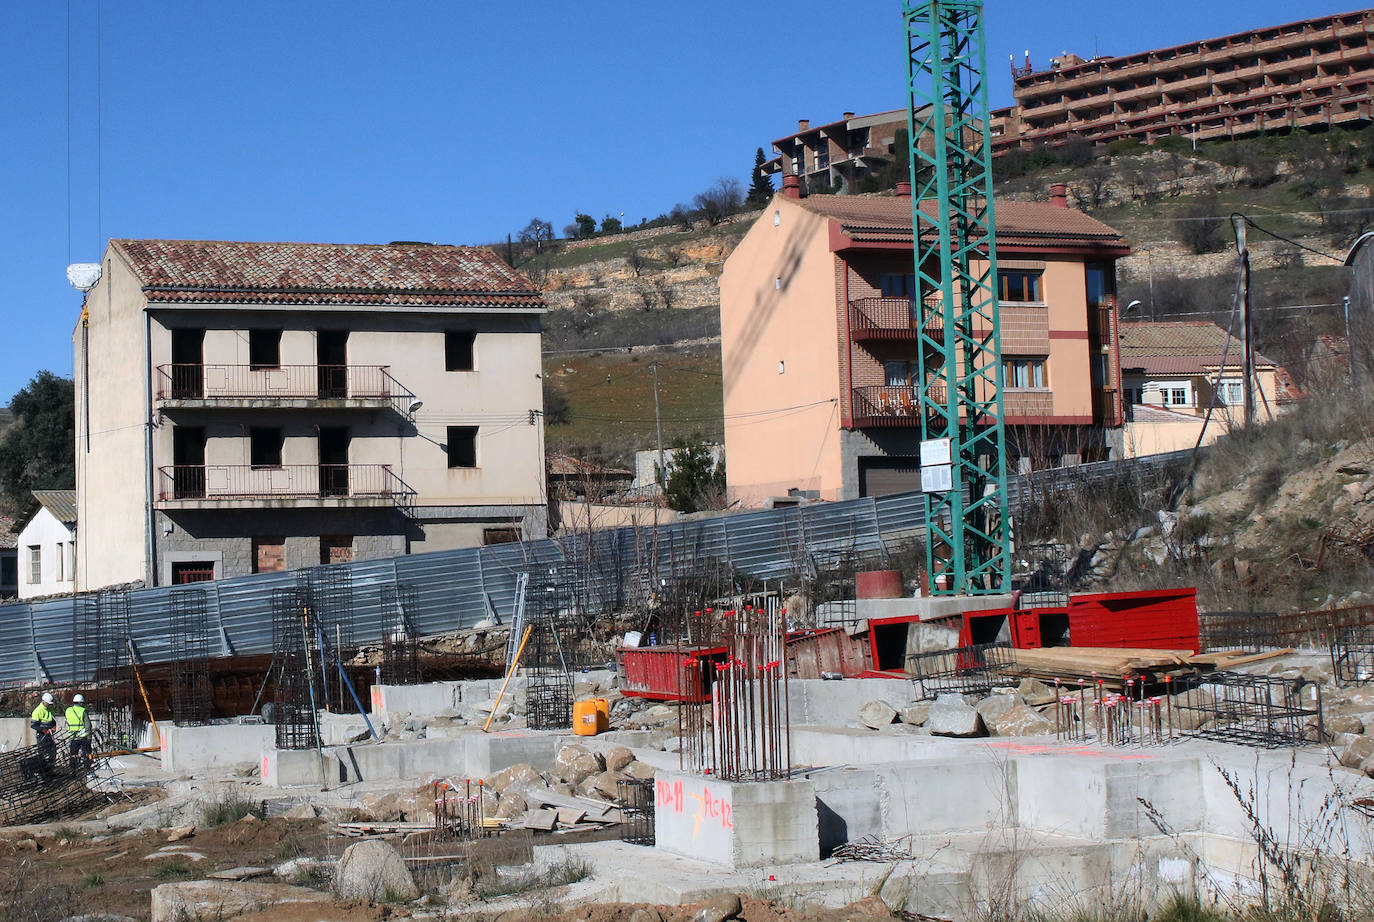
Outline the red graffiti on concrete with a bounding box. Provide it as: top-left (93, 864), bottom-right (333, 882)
top-left (656, 778), bottom-right (684, 813)
top-left (658, 778), bottom-right (733, 840)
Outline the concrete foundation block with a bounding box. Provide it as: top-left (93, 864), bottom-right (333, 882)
top-left (160, 723), bottom-right (275, 774)
top-left (464, 731), bottom-right (562, 777)
top-left (261, 747), bottom-right (340, 787)
top-left (653, 769), bottom-right (819, 867)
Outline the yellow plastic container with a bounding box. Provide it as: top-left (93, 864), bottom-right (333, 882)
top-left (574, 697), bottom-right (610, 736)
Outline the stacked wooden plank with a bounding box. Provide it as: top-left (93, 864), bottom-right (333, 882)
top-left (1001, 646), bottom-right (1292, 689)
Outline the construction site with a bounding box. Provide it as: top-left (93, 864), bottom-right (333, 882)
top-left (8, 4), bottom-right (1374, 922)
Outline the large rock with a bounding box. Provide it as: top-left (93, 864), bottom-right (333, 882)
top-left (926, 694), bottom-right (986, 738)
top-left (589, 769), bottom-right (629, 800)
top-left (1343, 734), bottom-right (1374, 769)
top-left (555, 744), bottom-right (606, 786)
top-left (488, 762), bottom-right (545, 795)
top-left (1017, 678), bottom-right (1056, 707)
top-left (690, 893), bottom-right (742, 922)
top-left (899, 702), bottom-right (931, 726)
top-left (1327, 713), bottom-right (1365, 736)
top-left (623, 760), bottom-right (657, 780)
top-left (493, 791), bottom-right (527, 821)
top-left (150, 881), bottom-right (329, 922)
top-left (604, 746), bottom-right (635, 772)
top-left (334, 839), bottom-right (420, 902)
top-left (857, 700), bottom-right (898, 729)
top-left (974, 693), bottom-right (1022, 723)
top-left (987, 703), bottom-right (1054, 737)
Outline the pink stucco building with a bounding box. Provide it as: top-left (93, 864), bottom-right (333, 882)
top-left (719, 180), bottom-right (1130, 507)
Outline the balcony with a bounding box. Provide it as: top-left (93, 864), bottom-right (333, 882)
top-left (156, 365), bottom-right (414, 412)
top-left (851, 385), bottom-right (945, 428)
top-left (156, 464), bottom-right (416, 510)
top-left (849, 297), bottom-right (942, 342)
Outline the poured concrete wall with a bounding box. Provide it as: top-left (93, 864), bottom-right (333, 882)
top-left (160, 723), bottom-right (275, 774)
top-left (654, 769), bottom-right (819, 868)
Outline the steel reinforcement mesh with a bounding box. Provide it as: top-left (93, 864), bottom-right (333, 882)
top-left (169, 587), bottom-right (213, 726)
top-left (907, 642), bottom-right (1018, 701)
top-left (380, 584), bottom-right (422, 686)
top-left (1175, 671), bottom-right (1322, 747)
top-left (74, 589), bottom-right (137, 751)
top-left (1332, 627), bottom-right (1374, 685)
top-left (0, 728), bottom-right (107, 825)
top-left (618, 778), bottom-right (655, 845)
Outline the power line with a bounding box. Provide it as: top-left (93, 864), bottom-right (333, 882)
top-left (566, 397), bottom-right (836, 425)
top-left (1235, 214), bottom-right (1343, 264)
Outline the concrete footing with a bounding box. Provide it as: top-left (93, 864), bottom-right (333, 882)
top-left (653, 770), bottom-right (819, 868)
top-left (160, 723), bottom-right (275, 774)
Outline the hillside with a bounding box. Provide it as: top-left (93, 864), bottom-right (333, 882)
top-left (533, 130), bottom-right (1374, 465)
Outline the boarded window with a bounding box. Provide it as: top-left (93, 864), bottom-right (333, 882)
top-left (320, 535), bottom-right (354, 565)
top-left (252, 537), bottom-right (286, 573)
top-left (447, 426), bottom-right (478, 468)
top-left (445, 331), bottom-right (476, 371)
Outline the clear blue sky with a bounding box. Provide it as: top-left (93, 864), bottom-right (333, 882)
top-left (0, 0), bottom-right (1346, 399)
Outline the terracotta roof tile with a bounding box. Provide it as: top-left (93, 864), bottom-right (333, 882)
top-left (792, 193), bottom-right (1128, 248)
top-left (1119, 320), bottom-right (1275, 375)
top-left (111, 239), bottom-right (544, 309)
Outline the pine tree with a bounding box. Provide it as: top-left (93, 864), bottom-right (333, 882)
top-left (746, 147), bottom-right (774, 206)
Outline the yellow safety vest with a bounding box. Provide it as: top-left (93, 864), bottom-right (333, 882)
top-left (31, 703), bottom-right (54, 724)
top-left (65, 705), bottom-right (88, 738)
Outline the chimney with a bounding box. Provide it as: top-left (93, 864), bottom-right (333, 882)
top-left (843, 111), bottom-right (855, 120)
top-left (895, 182), bottom-right (912, 198)
top-left (798, 118), bottom-right (810, 131)
top-left (1049, 183), bottom-right (1069, 208)
top-left (782, 174), bottom-right (802, 199)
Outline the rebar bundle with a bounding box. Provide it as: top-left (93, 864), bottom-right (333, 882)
top-left (0, 728), bottom-right (108, 825)
top-left (1175, 671), bottom-right (1322, 748)
top-left (523, 568), bottom-right (577, 730)
top-left (1332, 627), bottom-right (1374, 685)
top-left (1052, 676), bottom-right (1176, 746)
top-left (169, 587), bottom-right (213, 726)
top-left (74, 589), bottom-right (136, 750)
top-left (271, 568), bottom-right (356, 750)
top-left (432, 779), bottom-right (488, 840)
top-left (380, 584), bottom-right (422, 686)
top-left (617, 778), bottom-right (655, 845)
top-left (907, 642), bottom-right (1018, 701)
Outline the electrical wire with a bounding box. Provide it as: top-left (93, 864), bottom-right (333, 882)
top-left (1233, 214), bottom-right (1343, 263)
top-left (565, 397), bottom-right (836, 425)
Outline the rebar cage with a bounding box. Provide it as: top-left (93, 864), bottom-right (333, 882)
top-left (74, 589), bottom-right (137, 750)
top-left (1175, 671), bottom-right (1322, 748)
top-left (0, 727), bottom-right (108, 825)
top-left (524, 567), bottom-right (578, 731)
top-left (907, 642), bottom-right (1017, 701)
top-left (169, 587), bottom-right (213, 725)
top-left (1200, 611), bottom-right (1280, 655)
top-left (618, 777), bottom-right (655, 845)
top-left (270, 568), bottom-right (357, 749)
top-left (380, 583), bottom-right (422, 686)
top-left (1332, 626), bottom-right (1374, 685)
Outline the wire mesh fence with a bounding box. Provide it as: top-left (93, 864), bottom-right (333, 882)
top-left (1199, 611), bottom-right (1280, 654)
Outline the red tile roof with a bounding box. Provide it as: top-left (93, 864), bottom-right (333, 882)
top-left (793, 193), bottom-right (1128, 250)
top-left (1119, 320), bottom-right (1275, 375)
top-left (111, 239), bottom-right (544, 309)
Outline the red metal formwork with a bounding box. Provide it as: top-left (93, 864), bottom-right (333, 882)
top-left (617, 646), bottom-right (724, 701)
top-left (787, 628), bottom-right (872, 678)
top-left (1067, 588), bottom-right (1200, 653)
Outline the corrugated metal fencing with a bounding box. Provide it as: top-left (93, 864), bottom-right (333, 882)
top-left (0, 449), bottom-right (1192, 687)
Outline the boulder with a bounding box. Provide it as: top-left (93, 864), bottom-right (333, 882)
top-left (1328, 714), bottom-right (1366, 737)
top-left (899, 702), bottom-right (931, 726)
top-left (623, 760), bottom-right (657, 780)
top-left (857, 700), bottom-right (898, 729)
top-left (926, 694), bottom-right (986, 738)
top-left (1016, 678), bottom-right (1056, 707)
top-left (629, 910), bottom-right (664, 922)
top-left (690, 894), bottom-right (743, 922)
top-left (488, 763), bottom-right (545, 795)
top-left (150, 881), bottom-right (329, 922)
top-left (493, 791), bottom-right (527, 821)
top-left (589, 769), bottom-right (628, 801)
top-left (273, 856), bottom-right (330, 880)
top-left (987, 703), bottom-right (1054, 737)
top-left (605, 746), bottom-right (635, 772)
top-left (280, 802), bottom-right (317, 821)
top-left (165, 825), bottom-right (195, 842)
top-left (333, 839), bottom-right (420, 902)
top-left (974, 693), bottom-right (1022, 723)
top-left (555, 744), bottom-right (606, 786)
top-left (1342, 734), bottom-right (1374, 769)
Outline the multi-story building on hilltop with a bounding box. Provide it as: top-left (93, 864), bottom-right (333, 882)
top-left (719, 178), bottom-right (1129, 506)
top-left (74, 239), bottom-right (548, 590)
top-left (761, 109), bottom-right (911, 195)
top-left (994, 9), bottom-right (1374, 153)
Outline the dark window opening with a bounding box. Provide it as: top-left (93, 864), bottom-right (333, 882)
top-left (445, 331), bottom-right (476, 371)
top-left (483, 527), bottom-right (521, 545)
top-left (879, 273), bottom-right (916, 298)
top-left (250, 427), bottom-right (284, 468)
top-left (447, 426), bottom-right (478, 468)
top-left (249, 329), bottom-right (282, 369)
top-left (171, 562), bottom-right (215, 584)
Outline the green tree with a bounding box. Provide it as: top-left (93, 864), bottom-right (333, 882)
top-left (568, 213), bottom-right (596, 239)
top-left (600, 214), bottom-right (623, 235)
top-left (660, 434), bottom-right (725, 513)
top-left (746, 147), bottom-right (774, 206)
top-left (0, 371), bottom-right (75, 511)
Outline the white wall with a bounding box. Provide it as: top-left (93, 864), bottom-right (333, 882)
top-left (16, 507), bottom-right (76, 599)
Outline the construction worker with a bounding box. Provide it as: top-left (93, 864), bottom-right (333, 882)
top-left (65, 693), bottom-right (91, 774)
top-left (28, 692), bottom-right (58, 775)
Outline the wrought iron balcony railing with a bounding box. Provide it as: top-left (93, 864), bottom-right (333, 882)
top-left (157, 464), bottom-right (416, 505)
top-left (156, 364), bottom-right (413, 409)
top-left (848, 297), bottom-right (944, 340)
top-left (851, 385), bottom-right (947, 427)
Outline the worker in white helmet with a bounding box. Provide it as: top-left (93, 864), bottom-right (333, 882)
top-left (65, 693), bottom-right (91, 773)
top-left (30, 692), bottom-right (58, 770)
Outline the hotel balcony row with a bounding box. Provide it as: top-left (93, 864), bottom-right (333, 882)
top-left (156, 463), bottom-right (416, 510)
top-left (156, 364), bottom-right (415, 413)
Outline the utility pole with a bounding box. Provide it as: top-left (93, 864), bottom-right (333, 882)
top-left (651, 361), bottom-right (665, 485)
top-left (1232, 216), bottom-right (1255, 428)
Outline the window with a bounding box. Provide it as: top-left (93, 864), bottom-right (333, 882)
top-left (879, 273), bottom-right (916, 298)
top-left (483, 527), bottom-right (521, 546)
top-left (1168, 387), bottom-right (1189, 406)
top-left (1085, 261), bottom-right (1115, 308)
top-left (320, 535), bottom-right (353, 565)
top-left (998, 268), bottom-right (1043, 302)
top-left (1003, 358), bottom-right (1047, 388)
top-left (1218, 380), bottom-right (1245, 405)
top-left (249, 329), bottom-right (281, 369)
top-left (54, 545), bottom-right (62, 582)
top-left (446, 426), bottom-right (478, 468)
top-left (445, 331), bottom-right (476, 371)
top-left (171, 562), bottom-right (215, 584)
top-left (884, 361), bottom-right (917, 387)
top-left (250, 427), bottom-right (284, 468)
top-left (252, 538), bottom-right (286, 574)
top-left (28, 546), bottom-right (40, 585)
top-left (65, 542), bottom-right (74, 582)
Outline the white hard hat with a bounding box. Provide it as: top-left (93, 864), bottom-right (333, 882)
top-left (73, 694), bottom-right (84, 704)
top-left (41, 693), bottom-right (53, 704)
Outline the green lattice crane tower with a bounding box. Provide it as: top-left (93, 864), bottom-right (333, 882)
top-left (904, 0), bottom-right (1012, 595)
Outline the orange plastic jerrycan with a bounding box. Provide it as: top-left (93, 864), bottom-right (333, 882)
top-left (574, 697), bottom-right (610, 736)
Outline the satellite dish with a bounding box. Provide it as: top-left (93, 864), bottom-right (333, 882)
top-left (66, 263), bottom-right (102, 292)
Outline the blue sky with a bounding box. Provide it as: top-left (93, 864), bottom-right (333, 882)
top-left (0, 0), bottom-right (1345, 399)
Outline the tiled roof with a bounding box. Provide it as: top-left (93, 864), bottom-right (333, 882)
top-left (793, 193), bottom-right (1128, 248)
top-left (547, 454), bottom-right (634, 478)
top-left (1119, 321), bottom-right (1275, 375)
top-left (111, 239), bottom-right (545, 309)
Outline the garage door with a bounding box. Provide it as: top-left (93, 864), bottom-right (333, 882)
top-left (858, 457), bottom-right (922, 497)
